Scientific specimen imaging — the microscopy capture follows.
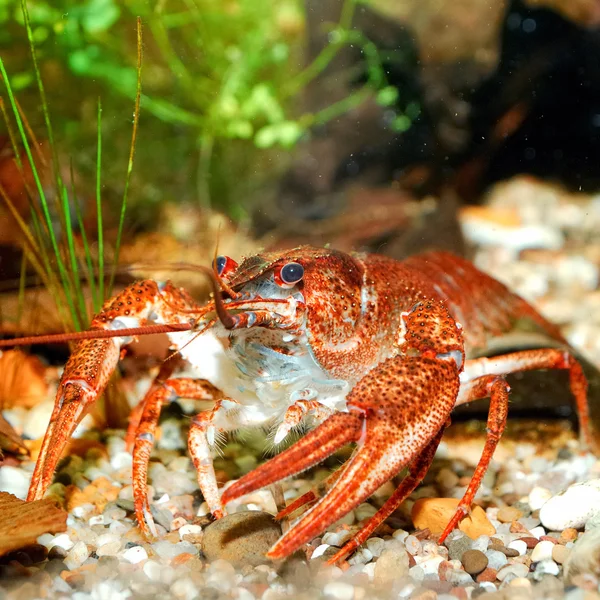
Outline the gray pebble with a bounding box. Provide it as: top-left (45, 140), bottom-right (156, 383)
top-left (484, 549), bottom-right (508, 571)
top-left (201, 511), bottom-right (282, 567)
top-left (448, 534), bottom-right (472, 561)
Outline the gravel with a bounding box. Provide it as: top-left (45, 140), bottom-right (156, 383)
top-left (2, 177), bottom-right (600, 599)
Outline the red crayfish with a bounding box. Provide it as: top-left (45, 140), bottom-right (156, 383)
top-left (1, 246), bottom-right (592, 564)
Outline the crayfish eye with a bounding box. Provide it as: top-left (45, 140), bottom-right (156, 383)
top-left (278, 262), bottom-right (304, 286)
top-left (213, 255), bottom-right (238, 278)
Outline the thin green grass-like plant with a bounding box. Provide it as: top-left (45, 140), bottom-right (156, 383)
top-left (0, 7), bottom-right (142, 333)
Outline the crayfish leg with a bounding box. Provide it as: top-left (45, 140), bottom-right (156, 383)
top-left (438, 375), bottom-right (510, 543)
top-left (131, 373), bottom-right (223, 538)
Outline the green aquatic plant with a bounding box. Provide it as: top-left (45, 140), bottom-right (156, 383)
top-left (0, 2), bottom-right (142, 333)
top-left (0, 0), bottom-right (403, 219)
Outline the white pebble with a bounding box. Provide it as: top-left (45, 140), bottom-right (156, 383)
top-left (533, 558), bottom-right (560, 579)
top-left (530, 526), bottom-right (546, 539)
top-left (408, 565), bottom-right (424, 581)
top-left (88, 515), bottom-right (104, 526)
top-left (531, 540), bottom-right (554, 562)
top-left (110, 451), bottom-right (132, 470)
top-left (122, 545), bottom-right (148, 564)
top-left (179, 524), bottom-right (202, 541)
top-left (143, 559), bottom-right (163, 581)
top-left (497, 563), bottom-right (529, 581)
top-left (507, 539), bottom-right (528, 556)
top-left (50, 533), bottom-right (75, 551)
top-left (417, 555), bottom-right (444, 575)
top-left (479, 582), bottom-right (497, 593)
top-left (540, 478), bottom-right (600, 530)
top-left (365, 537), bottom-right (385, 558)
top-left (311, 544), bottom-right (330, 559)
top-left (64, 541), bottom-right (90, 570)
top-left (171, 577), bottom-right (200, 600)
top-left (445, 569), bottom-right (474, 585)
top-left (392, 529), bottom-right (409, 542)
top-left (404, 535), bottom-right (421, 555)
top-left (528, 486), bottom-right (553, 511)
top-left (96, 540), bottom-right (122, 557)
top-left (323, 581), bottom-right (355, 600)
top-left (471, 535), bottom-right (490, 552)
top-left (0, 466), bottom-right (31, 499)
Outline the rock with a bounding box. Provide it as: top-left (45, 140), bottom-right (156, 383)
top-left (447, 534), bottom-right (472, 561)
top-left (507, 540), bottom-right (528, 556)
top-left (475, 567), bottom-right (498, 583)
top-left (496, 507), bottom-right (523, 523)
top-left (531, 540), bottom-right (555, 562)
top-left (552, 544), bottom-right (570, 564)
top-left (539, 479), bottom-right (600, 531)
top-left (528, 487), bottom-right (553, 511)
top-left (496, 563), bottom-right (529, 581)
top-left (533, 559), bottom-right (560, 579)
top-left (201, 511), bottom-right (282, 567)
top-left (122, 545), bottom-right (148, 564)
top-left (461, 549), bottom-right (488, 575)
top-left (374, 542), bottom-right (410, 585)
top-left (484, 549), bottom-right (508, 571)
top-left (323, 581), bottom-right (355, 600)
top-left (411, 498), bottom-right (495, 539)
top-left (64, 541), bottom-right (90, 570)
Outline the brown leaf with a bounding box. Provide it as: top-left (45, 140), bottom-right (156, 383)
top-left (0, 492), bottom-right (67, 556)
top-left (0, 413), bottom-right (27, 457)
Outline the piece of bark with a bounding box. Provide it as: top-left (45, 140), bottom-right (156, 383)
top-left (0, 492), bottom-right (67, 556)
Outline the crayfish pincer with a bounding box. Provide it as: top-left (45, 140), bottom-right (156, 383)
top-left (2, 246), bottom-right (592, 564)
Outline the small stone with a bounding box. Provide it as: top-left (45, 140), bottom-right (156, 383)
top-left (533, 558), bottom-right (560, 579)
top-left (64, 541), bottom-right (90, 570)
top-left (448, 535), bottom-right (472, 561)
top-left (122, 545), bottom-right (148, 564)
top-left (471, 535), bottom-right (490, 552)
top-left (475, 567), bottom-right (498, 583)
top-left (520, 536), bottom-right (539, 549)
top-left (436, 468), bottom-right (460, 490)
top-left (528, 487), bottom-right (553, 511)
top-left (412, 498), bottom-right (495, 539)
top-left (552, 544), bottom-right (570, 564)
top-left (444, 569), bottom-right (474, 585)
top-left (484, 549), bottom-right (508, 571)
top-left (497, 507), bottom-right (523, 523)
top-left (48, 545), bottom-right (67, 560)
top-left (179, 523), bottom-right (203, 542)
top-left (374, 542), bottom-right (409, 585)
top-left (461, 549), bottom-right (488, 575)
top-left (531, 540), bottom-right (554, 562)
top-left (507, 540), bottom-right (528, 556)
top-left (496, 563), bottom-right (529, 581)
top-left (323, 581), bottom-right (355, 600)
top-left (404, 535), bottom-right (421, 555)
top-left (560, 528), bottom-right (578, 542)
top-left (201, 511), bottom-right (282, 567)
top-left (540, 479), bottom-right (600, 531)
top-left (366, 537), bottom-right (385, 558)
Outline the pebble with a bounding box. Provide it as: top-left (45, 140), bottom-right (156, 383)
top-left (496, 563), bottom-right (529, 581)
top-left (64, 541), bottom-right (90, 570)
top-left (405, 535), bottom-right (422, 555)
top-left (484, 549), bottom-right (508, 571)
top-left (323, 581), bottom-right (355, 600)
top-left (447, 534), bottom-right (472, 561)
top-left (374, 543), bottom-right (410, 585)
top-left (497, 507), bottom-right (523, 523)
top-left (461, 549), bottom-right (488, 575)
top-left (552, 544), bottom-right (570, 564)
top-left (528, 486), bottom-right (553, 511)
top-left (531, 540), bottom-right (554, 562)
top-left (122, 545), bottom-right (148, 564)
top-left (540, 478), bottom-right (600, 530)
top-left (201, 511), bottom-right (282, 567)
top-left (476, 567), bottom-right (498, 583)
top-left (412, 498), bottom-right (495, 539)
top-left (507, 540), bottom-right (528, 556)
top-left (533, 559), bottom-right (560, 579)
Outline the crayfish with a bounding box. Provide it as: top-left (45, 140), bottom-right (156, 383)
top-left (1, 246), bottom-right (592, 564)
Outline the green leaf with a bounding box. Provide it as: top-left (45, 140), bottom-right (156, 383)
top-left (254, 124), bottom-right (278, 148)
top-left (226, 120), bottom-right (253, 139)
